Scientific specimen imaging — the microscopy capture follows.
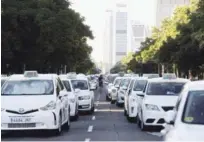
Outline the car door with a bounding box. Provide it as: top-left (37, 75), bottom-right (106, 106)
top-left (56, 78), bottom-right (68, 123)
top-left (126, 79), bottom-right (134, 111)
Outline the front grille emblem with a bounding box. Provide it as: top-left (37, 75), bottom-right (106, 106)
top-left (19, 108), bottom-right (25, 113)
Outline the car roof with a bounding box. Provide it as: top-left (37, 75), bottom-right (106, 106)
top-left (8, 74), bottom-right (57, 81)
top-left (1, 76), bottom-right (9, 80)
top-left (147, 77), bottom-right (190, 83)
top-left (186, 80), bottom-right (204, 91)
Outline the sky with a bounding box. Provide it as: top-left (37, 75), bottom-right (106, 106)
top-left (70, 0), bottom-right (157, 63)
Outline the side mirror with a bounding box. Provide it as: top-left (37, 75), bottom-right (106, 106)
top-left (137, 93), bottom-right (144, 97)
top-left (121, 86), bottom-right (127, 90)
top-left (74, 89), bottom-right (80, 93)
top-left (165, 110), bottom-right (175, 125)
top-left (59, 91), bottom-right (67, 99)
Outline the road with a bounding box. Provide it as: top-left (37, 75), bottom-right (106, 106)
top-left (2, 87), bottom-right (163, 141)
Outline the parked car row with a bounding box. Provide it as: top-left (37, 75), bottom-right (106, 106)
top-left (1, 71), bottom-right (96, 135)
top-left (106, 73), bottom-right (204, 141)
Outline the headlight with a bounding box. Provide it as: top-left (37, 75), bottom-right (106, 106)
top-left (112, 89), bottom-right (117, 93)
top-left (40, 101), bottom-right (56, 111)
top-left (79, 96), bottom-right (90, 100)
top-left (145, 104), bottom-right (160, 111)
top-left (69, 98), bottom-right (75, 103)
top-left (1, 108), bottom-right (5, 111)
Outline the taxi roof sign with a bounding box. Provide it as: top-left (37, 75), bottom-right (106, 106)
top-left (162, 73), bottom-right (177, 79)
top-left (24, 71), bottom-right (38, 77)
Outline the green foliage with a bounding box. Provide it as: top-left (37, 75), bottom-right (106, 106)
top-left (2, 0), bottom-right (95, 74)
top-left (110, 62), bottom-right (127, 74)
top-left (123, 0), bottom-right (204, 77)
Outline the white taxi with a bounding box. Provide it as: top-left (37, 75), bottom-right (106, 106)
top-left (162, 80), bottom-right (204, 141)
top-left (110, 77), bottom-right (122, 104)
top-left (1, 75), bottom-right (9, 87)
top-left (124, 77), bottom-right (148, 122)
top-left (59, 74), bottom-right (79, 121)
top-left (137, 77), bottom-right (189, 131)
top-left (1, 71), bottom-right (70, 135)
top-left (116, 77), bottom-right (132, 107)
top-left (71, 75), bottom-right (95, 114)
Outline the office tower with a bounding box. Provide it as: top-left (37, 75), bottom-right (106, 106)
top-left (156, 0), bottom-right (190, 27)
top-left (102, 10), bottom-right (114, 73)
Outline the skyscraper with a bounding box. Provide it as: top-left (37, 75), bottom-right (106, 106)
top-left (156, 0), bottom-right (190, 27)
top-left (102, 10), bottom-right (114, 73)
top-left (113, 3), bottom-right (129, 64)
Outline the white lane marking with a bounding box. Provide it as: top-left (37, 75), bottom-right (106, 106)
top-left (92, 116), bottom-right (96, 120)
top-left (95, 108), bottom-right (98, 112)
top-left (147, 132), bottom-right (163, 137)
top-left (87, 125), bottom-right (93, 132)
top-left (85, 138), bottom-right (90, 142)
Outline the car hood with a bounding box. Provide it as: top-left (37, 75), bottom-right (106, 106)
top-left (144, 95), bottom-right (178, 106)
top-left (2, 95), bottom-right (56, 110)
top-left (76, 90), bottom-right (91, 97)
top-left (166, 124), bottom-right (204, 141)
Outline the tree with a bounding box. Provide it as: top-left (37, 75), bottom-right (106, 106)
top-left (2, 0), bottom-right (95, 74)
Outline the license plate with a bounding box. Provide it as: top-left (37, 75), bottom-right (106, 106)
top-left (10, 117), bottom-right (32, 123)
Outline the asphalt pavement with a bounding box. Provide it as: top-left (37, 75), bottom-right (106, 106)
top-left (2, 86), bottom-right (163, 141)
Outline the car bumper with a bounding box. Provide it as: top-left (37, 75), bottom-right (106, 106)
top-left (111, 92), bottom-right (117, 100)
top-left (143, 110), bottom-right (166, 126)
top-left (117, 95), bottom-right (124, 103)
top-left (1, 110), bottom-right (59, 130)
top-left (69, 102), bottom-right (77, 116)
top-left (128, 103), bottom-right (137, 117)
top-left (78, 99), bottom-right (92, 111)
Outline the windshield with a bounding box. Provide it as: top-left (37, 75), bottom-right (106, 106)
top-left (120, 79), bottom-right (131, 88)
top-left (146, 82), bottom-right (186, 95)
top-left (182, 91), bottom-right (204, 125)
top-left (1, 80), bottom-right (54, 95)
top-left (71, 80), bottom-right (88, 90)
top-left (133, 80), bottom-right (147, 91)
top-left (1, 80), bottom-right (6, 87)
top-left (114, 79), bottom-right (121, 86)
top-left (62, 80), bottom-right (71, 92)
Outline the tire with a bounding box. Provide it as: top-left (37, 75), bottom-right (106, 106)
top-left (71, 107), bottom-right (79, 121)
top-left (51, 113), bottom-right (62, 136)
top-left (111, 99), bottom-right (115, 104)
top-left (64, 110), bottom-right (70, 131)
top-left (106, 95), bottom-right (109, 101)
top-left (140, 112), bottom-right (148, 131)
top-left (124, 108), bottom-right (127, 116)
top-left (127, 116), bottom-right (136, 123)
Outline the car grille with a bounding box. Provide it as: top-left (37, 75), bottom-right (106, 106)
top-left (157, 119), bottom-right (165, 124)
top-left (6, 109), bottom-right (38, 115)
top-left (162, 106), bottom-right (174, 112)
top-left (8, 123), bottom-right (36, 128)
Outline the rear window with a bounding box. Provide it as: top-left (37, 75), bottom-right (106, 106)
top-left (62, 80), bottom-right (71, 92)
top-left (71, 80), bottom-right (88, 90)
top-left (146, 82), bottom-right (186, 95)
top-left (133, 80), bottom-right (147, 91)
top-left (2, 80), bottom-right (54, 95)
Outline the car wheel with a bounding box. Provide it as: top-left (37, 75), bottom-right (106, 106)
top-left (111, 99), bottom-right (115, 104)
top-left (124, 108), bottom-right (127, 116)
top-left (64, 110), bottom-right (70, 131)
top-left (71, 106), bottom-right (79, 121)
top-left (140, 112), bottom-right (148, 131)
top-left (106, 95), bottom-right (109, 101)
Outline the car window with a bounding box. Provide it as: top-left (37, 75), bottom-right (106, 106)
top-left (1, 80), bottom-right (6, 87)
top-left (71, 80), bottom-right (89, 90)
top-left (62, 80), bottom-right (71, 92)
top-left (2, 80), bottom-right (54, 95)
top-left (57, 78), bottom-right (64, 90)
top-left (129, 80), bottom-right (134, 90)
top-left (120, 79), bottom-right (131, 88)
top-left (146, 82), bottom-right (186, 95)
top-left (133, 80), bottom-right (147, 91)
top-left (182, 91), bottom-right (204, 125)
top-left (114, 79), bottom-right (121, 86)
